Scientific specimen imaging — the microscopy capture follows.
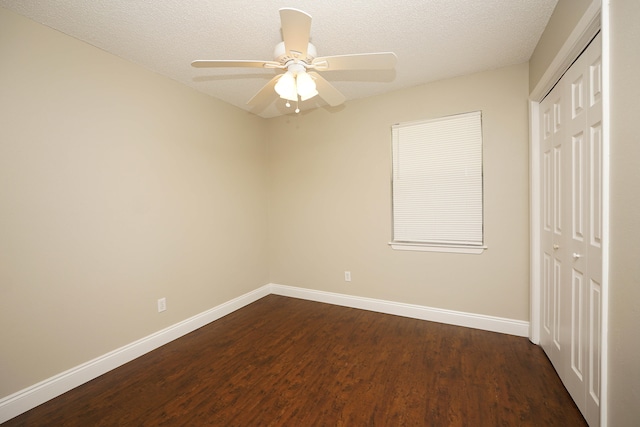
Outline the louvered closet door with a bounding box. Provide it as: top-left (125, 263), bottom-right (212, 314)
top-left (539, 33), bottom-right (602, 427)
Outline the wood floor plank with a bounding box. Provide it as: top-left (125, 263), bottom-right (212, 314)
top-left (2, 295), bottom-right (587, 426)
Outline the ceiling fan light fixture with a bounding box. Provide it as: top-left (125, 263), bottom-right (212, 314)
top-left (275, 71), bottom-right (297, 101)
top-left (296, 71), bottom-right (318, 101)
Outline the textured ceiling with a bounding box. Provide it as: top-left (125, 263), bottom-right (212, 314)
top-left (1, 0), bottom-right (557, 118)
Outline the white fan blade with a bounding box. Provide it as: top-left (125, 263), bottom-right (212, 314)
top-left (312, 52), bottom-right (397, 71)
top-left (247, 75), bottom-right (281, 107)
top-left (279, 8), bottom-right (312, 59)
top-left (191, 60), bottom-right (281, 69)
top-left (309, 72), bottom-right (345, 107)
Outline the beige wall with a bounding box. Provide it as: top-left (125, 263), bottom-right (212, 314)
top-left (0, 8), bottom-right (269, 397)
top-left (267, 63), bottom-right (530, 321)
top-left (529, 0), bottom-right (594, 92)
top-left (608, 0), bottom-right (640, 425)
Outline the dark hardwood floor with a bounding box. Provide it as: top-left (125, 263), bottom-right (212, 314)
top-left (3, 295), bottom-right (587, 426)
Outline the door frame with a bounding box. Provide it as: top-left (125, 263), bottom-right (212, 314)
top-left (528, 1), bottom-right (607, 424)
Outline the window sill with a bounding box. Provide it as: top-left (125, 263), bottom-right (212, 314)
top-left (389, 242), bottom-right (487, 254)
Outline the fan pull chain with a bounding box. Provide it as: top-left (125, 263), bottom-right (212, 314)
top-left (283, 99), bottom-right (301, 113)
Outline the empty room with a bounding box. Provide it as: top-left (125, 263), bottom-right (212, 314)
top-left (0, 1), bottom-right (638, 426)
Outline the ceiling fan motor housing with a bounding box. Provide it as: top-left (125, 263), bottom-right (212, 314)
top-left (274, 41), bottom-right (317, 66)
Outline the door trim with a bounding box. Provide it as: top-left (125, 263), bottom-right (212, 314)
top-left (530, 2), bottom-right (602, 102)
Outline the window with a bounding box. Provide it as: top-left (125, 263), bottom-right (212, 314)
top-left (390, 111), bottom-right (485, 254)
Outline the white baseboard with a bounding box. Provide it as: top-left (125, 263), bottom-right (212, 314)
top-left (269, 283), bottom-right (530, 337)
top-left (0, 285), bottom-right (271, 424)
top-left (0, 283), bottom-right (529, 423)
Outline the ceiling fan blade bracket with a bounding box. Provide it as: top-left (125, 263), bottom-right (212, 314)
top-left (310, 60), bottom-right (328, 71)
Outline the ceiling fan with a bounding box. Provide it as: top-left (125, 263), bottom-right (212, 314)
top-left (191, 8), bottom-right (397, 113)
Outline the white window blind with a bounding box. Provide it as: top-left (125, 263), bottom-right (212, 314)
top-left (391, 111), bottom-right (483, 249)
